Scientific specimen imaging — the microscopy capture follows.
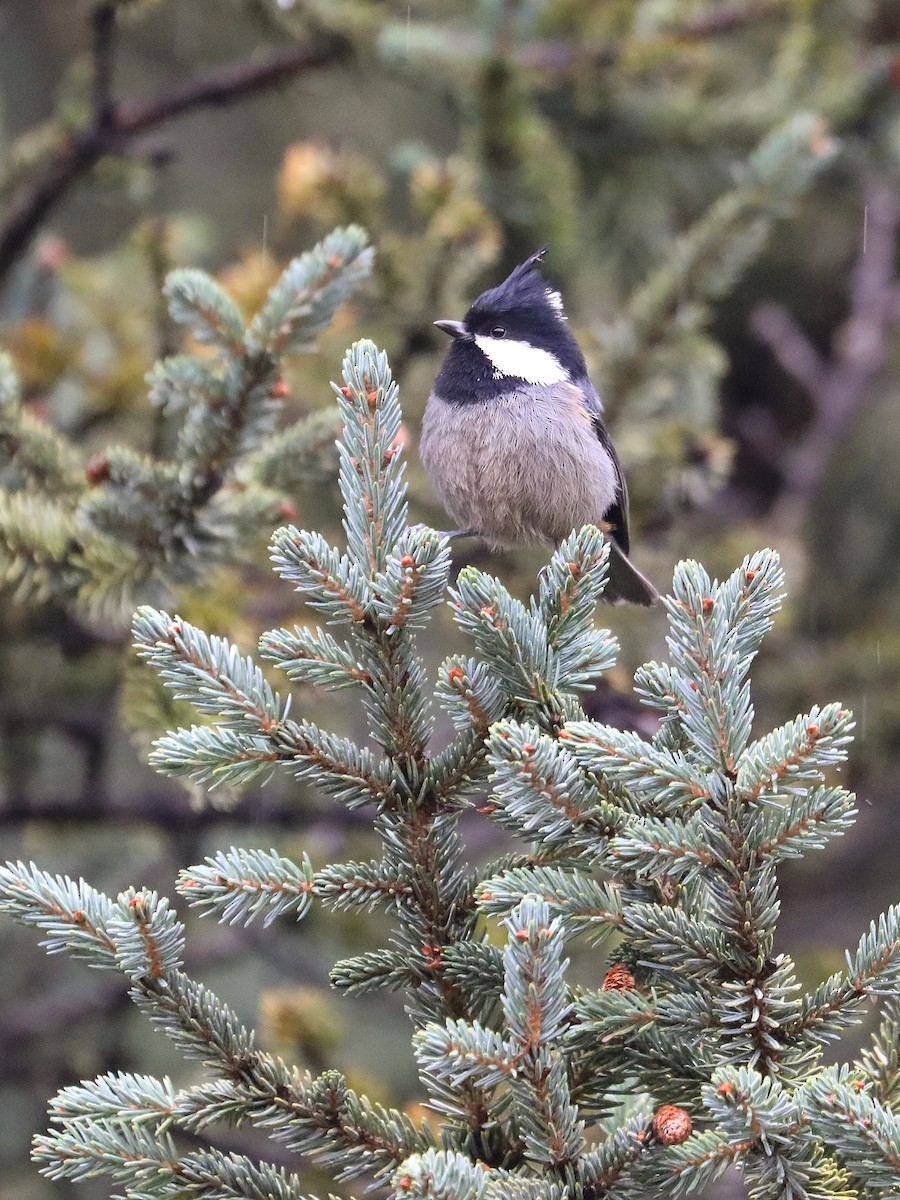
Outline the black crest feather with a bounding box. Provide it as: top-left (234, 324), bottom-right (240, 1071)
top-left (467, 247), bottom-right (553, 321)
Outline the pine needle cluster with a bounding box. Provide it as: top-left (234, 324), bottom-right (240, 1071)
top-left (1, 339), bottom-right (898, 1200)
top-left (0, 225), bottom-right (373, 619)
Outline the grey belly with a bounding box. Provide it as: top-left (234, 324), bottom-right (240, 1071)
top-left (420, 391), bottom-right (617, 547)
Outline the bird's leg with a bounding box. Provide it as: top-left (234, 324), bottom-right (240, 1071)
top-left (406, 523), bottom-right (479, 541)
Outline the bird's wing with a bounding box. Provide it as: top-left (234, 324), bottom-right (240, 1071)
top-left (577, 377), bottom-right (631, 556)
top-left (593, 420), bottom-right (630, 555)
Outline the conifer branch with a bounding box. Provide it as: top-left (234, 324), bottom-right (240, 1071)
top-left (314, 859), bottom-right (413, 912)
top-left (3, 330), bottom-right (900, 1197)
top-left (786, 906), bottom-right (900, 1044)
top-left (0, 353), bottom-right (83, 494)
top-left (561, 723), bottom-right (713, 814)
top-left (803, 1070), bottom-right (900, 1191)
top-left (488, 724), bottom-right (631, 852)
top-left (133, 609), bottom-right (285, 729)
top-left (856, 997), bottom-right (900, 1105)
top-left (1, 227), bottom-right (373, 618)
top-left (0, 862), bottom-right (431, 1186)
top-left (177, 848), bottom-right (315, 927)
top-left (0, 861), bottom-right (120, 966)
top-left (476, 866), bottom-right (623, 942)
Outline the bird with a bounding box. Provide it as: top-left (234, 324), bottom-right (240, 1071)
top-left (419, 247), bottom-right (657, 606)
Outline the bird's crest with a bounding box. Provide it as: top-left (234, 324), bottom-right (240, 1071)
top-left (469, 246), bottom-right (566, 321)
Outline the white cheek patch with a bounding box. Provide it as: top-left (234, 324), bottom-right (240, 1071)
top-left (473, 335), bottom-right (568, 386)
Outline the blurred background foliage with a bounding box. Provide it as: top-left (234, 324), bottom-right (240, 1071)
top-left (0, 0), bottom-right (899, 1196)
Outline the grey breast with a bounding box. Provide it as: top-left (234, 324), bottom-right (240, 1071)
top-left (420, 383), bottom-right (618, 547)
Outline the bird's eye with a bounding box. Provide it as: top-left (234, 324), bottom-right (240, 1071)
top-left (491, 326), bottom-right (506, 338)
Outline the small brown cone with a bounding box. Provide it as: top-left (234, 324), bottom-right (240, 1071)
top-left (602, 963), bottom-right (635, 991)
top-left (652, 1105), bottom-right (692, 1146)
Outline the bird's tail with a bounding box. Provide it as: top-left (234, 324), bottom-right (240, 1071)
top-left (604, 542), bottom-right (658, 607)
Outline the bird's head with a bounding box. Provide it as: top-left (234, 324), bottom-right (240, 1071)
top-left (433, 247), bottom-right (586, 396)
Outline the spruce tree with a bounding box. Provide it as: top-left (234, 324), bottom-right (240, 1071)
top-left (1, 337), bottom-right (898, 1200)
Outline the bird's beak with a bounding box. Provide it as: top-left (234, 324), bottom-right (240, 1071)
top-left (434, 319), bottom-right (473, 342)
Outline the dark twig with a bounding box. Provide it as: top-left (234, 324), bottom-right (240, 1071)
top-left (750, 304), bottom-right (826, 397)
top-left (1, 789), bottom-right (293, 829)
top-left (113, 39), bottom-right (343, 136)
top-left (0, 37), bottom-right (345, 290)
top-left (749, 181), bottom-right (900, 535)
top-left (733, 403), bottom-right (788, 467)
top-left (0, 786), bottom-right (374, 831)
top-left (91, 2), bottom-right (118, 131)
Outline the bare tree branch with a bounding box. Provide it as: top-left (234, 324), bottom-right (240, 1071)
top-left (0, 783), bottom-right (382, 832)
top-left (749, 180), bottom-right (900, 535)
top-left (0, 788), bottom-right (309, 829)
top-left (733, 403), bottom-right (787, 468)
top-left (750, 303), bottom-right (826, 397)
top-left (0, 35), bottom-right (346, 289)
top-left (91, 2), bottom-right (118, 132)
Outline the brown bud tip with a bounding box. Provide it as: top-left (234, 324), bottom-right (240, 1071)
top-left (717, 1081), bottom-right (734, 1096)
top-left (652, 1105), bottom-right (692, 1145)
top-left (447, 667), bottom-right (464, 684)
top-left (479, 892), bottom-right (493, 902)
top-left (522, 743), bottom-right (536, 754)
top-left (602, 964), bottom-right (636, 991)
top-left (85, 453), bottom-right (111, 486)
top-left (276, 499), bottom-right (298, 521)
top-left (745, 570), bottom-right (757, 581)
top-left (340, 386), bottom-right (353, 398)
top-left (807, 724), bottom-right (819, 736)
top-left (853, 1079), bottom-right (866, 1092)
top-left (270, 379), bottom-right (289, 399)
top-left (397, 1175), bottom-right (413, 1192)
top-left (515, 930), bottom-right (529, 941)
top-left (400, 555), bottom-right (415, 568)
top-left (701, 598), bottom-right (714, 615)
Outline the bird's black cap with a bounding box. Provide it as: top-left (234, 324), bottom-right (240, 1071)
top-left (464, 246), bottom-right (552, 326)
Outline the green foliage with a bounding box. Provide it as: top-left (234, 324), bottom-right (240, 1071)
top-left (1, 337), bottom-right (899, 1200)
top-left (2, 5), bottom-right (899, 1195)
top-left (0, 226), bottom-right (373, 620)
